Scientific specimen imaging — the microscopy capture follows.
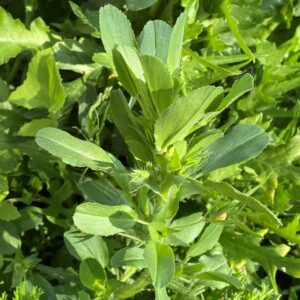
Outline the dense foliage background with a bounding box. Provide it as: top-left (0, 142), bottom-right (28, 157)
top-left (1, 0), bottom-right (300, 299)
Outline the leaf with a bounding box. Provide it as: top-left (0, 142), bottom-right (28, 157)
top-left (187, 223), bottom-right (223, 258)
top-left (35, 127), bottom-right (122, 171)
top-left (0, 78), bottom-right (9, 102)
top-left (110, 89), bottom-right (153, 161)
top-left (155, 86), bottom-right (224, 152)
top-left (217, 74), bottom-right (254, 111)
top-left (64, 226), bottom-right (109, 267)
top-left (0, 8), bottom-right (50, 64)
top-left (126, 0), bottom-right (158, 11)
top-left (221, 0), bottom-right (255, 62)
top-left (0, 202), bottom-right (20, 221)
top-left (69, 2), bottom-right (100, 37)
top-left (73, 202), bottom-right (138, 236)
top-left (53, 39), bottom-right (99, 73)
top-left (79, 258), bottom-right (106, 291)
top-left (112, 46), bottom-right (156, 120)
top-left (166, 212), bottom-right (205, 246)
top-left (204, 180), bottom-right (281, 226)
top-left (138, 20), bottom-right (172, 63)
top-left (202, 124), bottom-right (269, 172)
top-left (144, 241), bottom-right (175, 288)
top-left (78, 179), bottom-right (125, 206)
top-left (111, 247), bottom-right (146, 268)
top-left (0, 175), bottom-right (8, 201)
top-left (222, 232), bottom-right (300, 279)
top-left (0, 221), bottom-right (21, 255)
top-left (9, 49), bottom-right (65, 113)
top-left (141, 55), bottom-right (174, 113)
top-left (167, 12), bottom-right (187, 74)
top-left (18, 118), bottom-right (58, 137)
top-left (196, 271), bottom-right (242, 289)
top-left (99, 5), bottom-right (136, 57)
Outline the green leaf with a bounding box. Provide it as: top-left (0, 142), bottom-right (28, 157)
top-left (187, 223), bottom-right (223, 258)
top-left (64, 226), bottom-right (109, 267)
top-left (69, 2), bottom-right (100, 37)
top-left (112, 46), bottom-right (156, 120)
top-left (126, 0), bottom-right (158, 11)
top-left (203, 180), bottom-right (281, 226)
top-left (166, 212), bottom-right (205, 246)
top-left (35, 127), bottom-right (122, 171)
top-left (155, 86), bottom-right (223, 152)
top-left (0, 78), bottom-right (9, 102)
top-left (9, 49), bottom-right (65, 113)
top-left (78, 179), bottom-right (125, 206)
top-left (18, 118), bottom-right (58, 137)
top-left (0, 202), bottom-right (20, 221)
top-left (144, 241), bottom-right (175, 288)
top-left (0, 8), bottom-right (50, 64)
top-left (217, 74), bottom-right (254, 111)
top-left (202, 124), bottom-right (269, 172)
top-left (222, 232), bottom-right (300, 279)
top-left (99, 5), bottom-right (136, 57)
top-left (110, 89), bottom-right (153, 161)
top-left (138, 20), bottom-right (172, 63)
top-left (167, 12), bottom-right (187, 74)
top-left (79, 258), bottom-right (106, 291)
top-left (0, 221), bottom-right (21, 255)
top-left (0, 175), bottom-right (8, 201)
top-left (0, 150), bottom-right (19, 174)
top-left (196, 271), bottom-right (242, 289)
top-left (111, 247), bottom-right (146, 268)
top-left (73, 202), bottom-right (138, 236)
top-left (141, 55), bottom-right (174, 113)
top-left (221, 0), bottom-right (255, 62)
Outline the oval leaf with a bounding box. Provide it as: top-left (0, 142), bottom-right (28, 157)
top-left (144, 241), bottom-right (175, 288)
top-left (73, 202), bottom-right (137, 236)
top-left (202, 124), bottom-right (269, 172)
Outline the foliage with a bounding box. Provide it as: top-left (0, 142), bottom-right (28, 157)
top-left (0, 0), bottom-right (300, 299)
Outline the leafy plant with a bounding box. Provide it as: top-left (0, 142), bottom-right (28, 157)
top-left (0, 0), bottom-right (300, 299)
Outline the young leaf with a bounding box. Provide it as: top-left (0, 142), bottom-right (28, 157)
top-left (112, 46), bottom-right (156, 120)
top-left (111, 247), bottom-right (146, 268)
top-left (155, 86), bottom-right (224, 152)
top-left (69, 2), bottom-right (100, 37)
top-left (17, 119), bottom-right (58, 137)
top-left (166, 212), bottom-right (205, 246)
top-left (202, 124), bottom-right (269, 172)
top-left (144, 241), bottom-right (175, 288)
top-left (110, 89), bottom-right (153, 161)
top-left (141, 55), bottom-right (174, 113)
top-left (138, 20), bottom-right (172, 63)
top-left (0, 176), bottom-right (8, 201)
top-left (9, 49), bottom-right (65, 113)
top-left (196, 271), bottom-right (242, 289)
top-left (36, 127), bottom-right (123, 171)
top-left (78, 179), bottom-right (125, 206)
top-left (64, 227), bottom-right (109, 267)
top-left (0, 202), bottom-right (21, 222)
top-left (73, 202), bottom-right (138, 236)
top-left (79, 258), bottom-right (106, 291)
top-left (167, 12), bottom-right (187, 74)
top-left (187, 223), bottom-right (223, 258)
top-left (204, 180), bottom-right (281, 226)
top-left (217, 74), bottom-right (254, 111)
top-left (0, 8), bottom-right (50, 64)
top-left (99, 5), bottom-right (136, 57)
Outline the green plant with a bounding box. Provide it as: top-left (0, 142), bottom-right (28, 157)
top-left (1, 0), bottom-right (300, 299)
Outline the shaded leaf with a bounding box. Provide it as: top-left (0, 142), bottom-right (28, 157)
top-left (73, 202), bottom-right (137, 236)
top-left (9, 49), bottom-right (65, 113)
